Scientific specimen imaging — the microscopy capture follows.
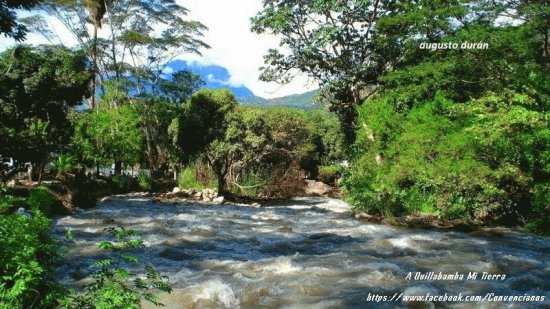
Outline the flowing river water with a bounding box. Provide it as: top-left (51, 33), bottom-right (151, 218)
top-left (54, 195), bottom-right (550, 308)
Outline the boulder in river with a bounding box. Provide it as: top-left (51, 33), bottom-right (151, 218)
top-left (304, 180), bottom-right (332, 196)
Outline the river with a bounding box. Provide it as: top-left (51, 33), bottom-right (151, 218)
top-left (54, 195), bottom-right (550, 308)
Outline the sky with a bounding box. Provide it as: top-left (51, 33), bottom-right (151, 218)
top-left (0, 0), bottom-right (317, 99)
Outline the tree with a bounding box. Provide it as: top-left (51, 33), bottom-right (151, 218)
top-left (40, 0), bottom-right (209, 107)
top-left (251, 0), bottom-right (486, 143)
top-left (0, 0), bottom-right (41, 40)
top-left (0, 45), bottom-right (92, 181)
top-left (171, 89), bottom-right (237, 192)
top-left (158, 70), bottom-right (204, 104)
top-left (71, 100), bottom-right (143, 175)
top-left (136, 98), bottom-right (179, 177)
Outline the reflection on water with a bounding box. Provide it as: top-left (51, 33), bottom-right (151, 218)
top-left (54, 196), bottom-right (550, 308)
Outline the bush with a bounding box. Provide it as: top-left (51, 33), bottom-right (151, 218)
top-left (51, 154), bottom-right (76, 177)
top-left (138, 170), bottom-right (152, 191)
top-left (110, 175), bottom-right (136, 193)
top-left (0, 202), bottom-right (59, 308)
top-left (317, 165), bottom-right (343, 185)
top-left (346, 91), bottom-right (549, 226)
top-left (177, 166), bottom-right (205, 189)
top-left (25, 186), bottom-right (63, 217)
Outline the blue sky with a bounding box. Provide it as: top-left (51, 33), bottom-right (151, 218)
top-left (0, 0), bottom-right (318, 99)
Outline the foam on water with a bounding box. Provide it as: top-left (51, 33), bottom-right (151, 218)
top-left (192, 279), bottom-right (239, 308)
top-left (261, 256), bottom-right (302, 274)
top-left (54, 195), bottom-right (550, 308)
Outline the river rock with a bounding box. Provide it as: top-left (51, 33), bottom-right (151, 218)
top-left (213, 196), bottom-right (225, 204)
top-left (172, 187), bottom-right (181, 193)
top-left (194, 191), bottom-right (203, 198)
top-left (304, 180), bottom-right (332, 196)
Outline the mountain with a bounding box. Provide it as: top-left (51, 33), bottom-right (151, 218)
top-left (166, 60), bottom-right (255, 99)
top-left (166, 60), bottom-right (322, 109)
top-left (238, 90), bottom-right (322, 109)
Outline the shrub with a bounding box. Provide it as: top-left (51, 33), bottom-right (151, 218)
top-left (177, 166), bottom-right (207, 189)
top-left (52, 154), bottom-right (76, 177)
top-left (25, 186), bottom-right (63, 217)
top-left (317, 165), bottom-right (343, 186)
top-left (346, 91), bottom-right (549, 227)
top-left (0, 205), bottom-right (59, 308)
top-left (231, 173), bottom-right (265, 197)
top-left (177, 167), bottom-right (200, 189)
top-left (110, 175), bottom-right (136, 193)
top-left (138, 170), bottom-right (152, 191)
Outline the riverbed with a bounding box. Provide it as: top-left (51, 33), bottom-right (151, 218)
top-left (54, 195), bottom-right (550, 308)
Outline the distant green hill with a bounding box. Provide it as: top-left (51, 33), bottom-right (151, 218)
top-left (238, 90), bottom-right (324, 109)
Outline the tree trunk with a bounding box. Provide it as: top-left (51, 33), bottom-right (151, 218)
top-left (114, 160), bottom-right (122, 175)
top-left (217, 174), bottom-right (226, 195)
top-left (91, 24), bottom-right (98, 109)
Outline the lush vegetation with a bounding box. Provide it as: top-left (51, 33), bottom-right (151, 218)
top-left (1, 186), bottom-right (171, 308)
top-left (1, 0), bottom-right (550, 307)
top-left (342, 6), bottom-right (549, 232)
top-left (0, 45), bottom-right (93, 182)
top-left (0, 185), bottom-right (59, 308)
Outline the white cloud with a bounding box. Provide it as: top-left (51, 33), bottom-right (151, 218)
top-left (175, 0), bottom-right (317, 98)
top-left (0, 2), bottom-right (318, 99)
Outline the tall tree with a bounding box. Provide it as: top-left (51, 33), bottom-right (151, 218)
top-left (84, 0), bottom-right (106, 109)
top-left (171, 89), bottom-right (238, 192)
top-left (251, 0), bottom-right (479, 143)
top-left (39, 0), bottom-right (209, 106)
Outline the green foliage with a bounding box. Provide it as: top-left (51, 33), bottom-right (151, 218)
top-left (303, 109), bottom-right (346, 165)
top-left (317, 165), bottom-right (344, 186)
top-left (40, 0), bottom-right (209, 98)
top-left (173, 89), bottom-right (238, 160)
top-left (0, 45), bottom-right (92, 181)
top-left (171, 89), bottom-right (238, 191)
top-left (138, 171), bottom-right (152, 192)
top-left (159, 71), bottom-right (205, 104)
top-left (0, 199), bottom-right (58, 308)
top-left (61, 226), bottom-right (172, 308)
top-left (251, 0), bottom-right (473, 143)
top-left (177, 166), bottom-right (206, 190)
top-left (347, 89), bottom-right (549, 225)
top-left (71, 100), bottom-right (143, 169)
top-left (52, 154), bottom-right (77, 177)
top-left (340, 2), bottom-right (550, 231)
top-left (0, 183), bottom-right (14, 211)
top-left (111, 176), bottom-right (135, 193)
top-left (208, 106), bottom-right (317, 197)
top-left (25, 186), bottom-right (61, 217)
top-left (136, 99), bottom-right (180, 175)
